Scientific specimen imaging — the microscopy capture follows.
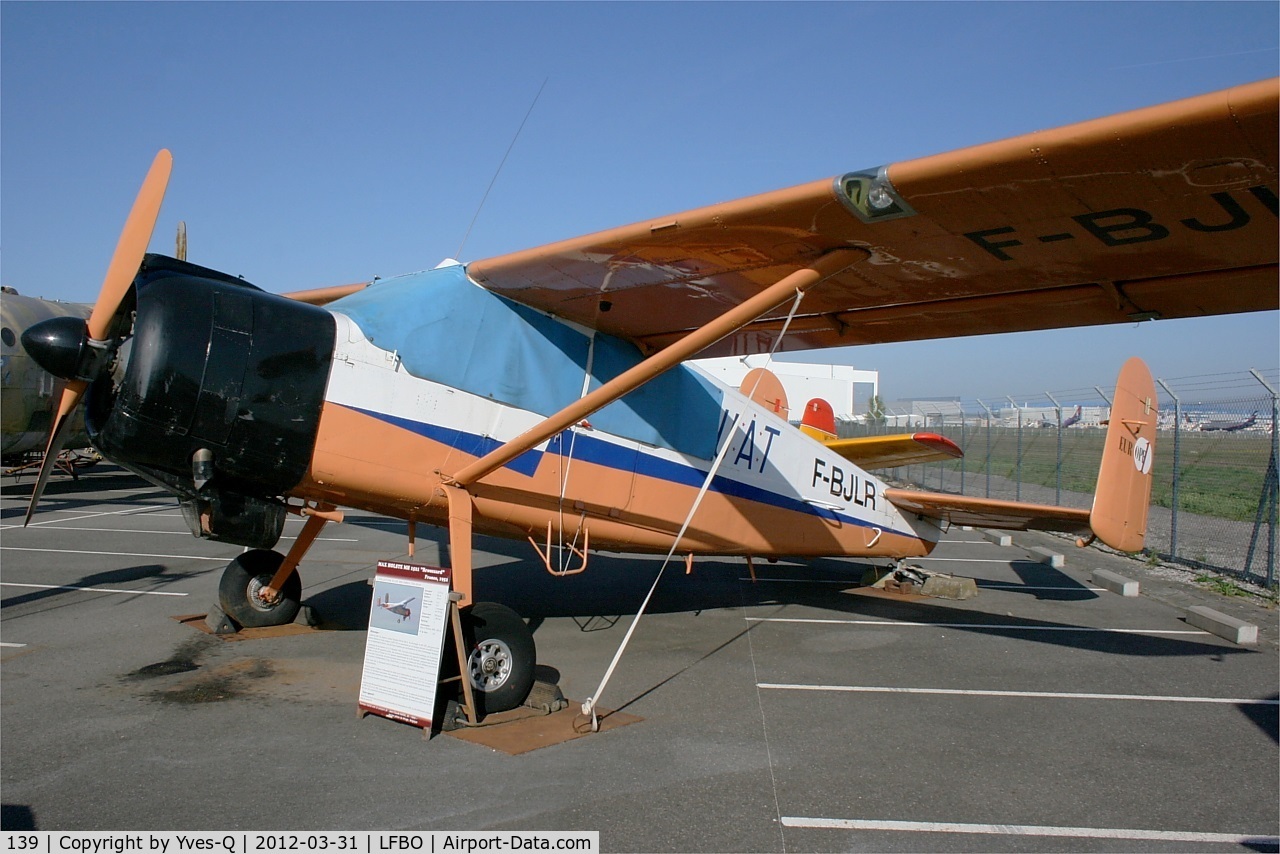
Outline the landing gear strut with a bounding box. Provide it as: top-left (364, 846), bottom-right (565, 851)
top-left (213, 505), bottom-right (339, 630)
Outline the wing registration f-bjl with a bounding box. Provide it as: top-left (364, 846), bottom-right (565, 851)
top-left (18, 79), bottom-right (1278, 716)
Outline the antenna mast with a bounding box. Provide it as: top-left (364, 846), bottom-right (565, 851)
top-left (454, 78), bottom-right (549, 261)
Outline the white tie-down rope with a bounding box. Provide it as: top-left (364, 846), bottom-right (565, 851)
top-left (553, 334), bottom-right (597, 572)
top-left (581, 288), bottom-right (808, 730)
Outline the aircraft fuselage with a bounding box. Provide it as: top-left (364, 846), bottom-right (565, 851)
top-left (295, 264), bottom-right (939, 560)
top-left (0, 291), bottom-right (92, 457)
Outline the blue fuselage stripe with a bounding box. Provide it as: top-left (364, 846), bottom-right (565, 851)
top-left (342, 403), bottom-right (900, 534)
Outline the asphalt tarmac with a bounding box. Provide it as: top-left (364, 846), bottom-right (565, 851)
top-left (2, 465), bottom-right (1277, 852)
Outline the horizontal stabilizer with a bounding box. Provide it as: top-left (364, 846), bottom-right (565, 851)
top-left (824, 432), bottom-right (963, 469)
top-left (884, 489), bottom-right (1091, 534)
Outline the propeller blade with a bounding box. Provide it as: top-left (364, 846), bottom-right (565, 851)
top-left (23, 380), bottom-right (87, 526)
top-left (86, 149), bottom-right (173, 341)
top-left (25, 150), bottom-right (172, 523)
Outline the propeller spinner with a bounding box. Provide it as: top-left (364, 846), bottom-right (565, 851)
top-left (21, 149), bottom-right (172, 524)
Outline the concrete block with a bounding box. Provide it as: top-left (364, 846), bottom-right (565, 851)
top-left (982, 529), bottom-right (1012, 547)
top-left (1029, 546), bottom-right (1064, 569)
top-left (920, 574), bottom-right (979, 600)
top-left (1185, 606), bottom-right (1258, 645)
top-left (1091, 569), bottom-right (1139, 597)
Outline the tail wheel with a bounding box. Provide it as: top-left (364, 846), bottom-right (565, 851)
top-left (218, 549), bottom-right (301, 628)
top-left (462, 602), bottom-right (536, 715)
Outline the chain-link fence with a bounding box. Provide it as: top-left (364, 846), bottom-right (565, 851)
top-left (847, 369), bottom-right (1279, 588)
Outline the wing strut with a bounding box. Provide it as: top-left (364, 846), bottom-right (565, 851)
top-left (444, 248), bottom-right (867, 488)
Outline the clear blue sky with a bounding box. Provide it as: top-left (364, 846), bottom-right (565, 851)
top-left (2, 1), bottom-right (1276, 400)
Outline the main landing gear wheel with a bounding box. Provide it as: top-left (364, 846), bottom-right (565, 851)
top-left (218, 549), bottom-right (301, 628)
top-left (462, 602), bottom-right (536, 715)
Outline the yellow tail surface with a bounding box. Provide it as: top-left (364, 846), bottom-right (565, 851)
top-left (1090, 357), bottom-right (1158, 552)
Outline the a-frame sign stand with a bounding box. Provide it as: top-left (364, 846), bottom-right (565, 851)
top-left (441, 590), bottom-right (479, 734)
top-left (358, 561), bottom-right (477, 738)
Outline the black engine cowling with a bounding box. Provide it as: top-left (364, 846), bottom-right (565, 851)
top-left (87, 254), bottom-right (336, 548)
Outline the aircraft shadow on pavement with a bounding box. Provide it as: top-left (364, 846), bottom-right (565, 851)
top-left (1003, 558), bottom-right (1099, 600)
top-left (1241, 694), bottom-right (1279, 744)
top-left (294, 534), bottom-right (1256, 662)
top-left (424, 545), bottom-right (1254, 665)
top-left (305, 580), bottom-right (375, 630)
top-left (0, 803), bottom-right (36, 831)
top-left (0, 563), bottom-right (202, 612)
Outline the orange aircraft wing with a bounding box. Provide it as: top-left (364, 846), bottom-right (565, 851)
top-left (883, 489), bottom-right (1092, 536)
top-left (823, 432), bottom-right (963, 469)
top-left (281, 282), bottom-right (370, 306)
top-left (469, 79), bottom-right (1278, 358)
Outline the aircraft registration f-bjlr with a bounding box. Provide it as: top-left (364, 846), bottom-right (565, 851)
top-left (19, 78), bottom-right (1279, 714)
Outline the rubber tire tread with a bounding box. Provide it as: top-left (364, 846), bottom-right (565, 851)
top-left (218, 549), bottom-right (302, 628)
top-left (463, 602), bottom-right (536, 715)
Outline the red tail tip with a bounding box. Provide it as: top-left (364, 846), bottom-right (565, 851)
top-left (801, 398), bottom-right (836, 436)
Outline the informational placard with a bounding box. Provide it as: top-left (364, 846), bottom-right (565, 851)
top-left (358, 560), bottom-right (452, 729)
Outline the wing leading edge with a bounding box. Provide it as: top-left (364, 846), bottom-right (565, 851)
top-left (470, 79), bottom-right (1277, 358)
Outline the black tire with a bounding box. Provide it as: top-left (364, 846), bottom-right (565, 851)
top-left (217, 549), bottom-right (302, 628)
top-left (461, 602), bottom-right (536, 715)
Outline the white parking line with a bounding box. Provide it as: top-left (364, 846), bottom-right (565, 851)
top-left (782, 816), bottom-right (1280, 845)
top-left (747, 617), bottom-right (1206, 635)
top-left (759, 683), bottom-right (1279, 705)
top-left (1, 582), bottom-right (188, 597)
top-left (1, 642), bottom-right (29, 648)
top-left (0, 524), bottom-right (357, 541)
top-left (0, 504), bottom-right (164, 530)
top-left (1, 547), bottom-right (229, 562)
top-left (739, 578), bottom-right (1104, 592)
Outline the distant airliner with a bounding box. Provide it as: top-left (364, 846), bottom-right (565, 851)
top-left (1199, 412), bottom-right (1259, 432)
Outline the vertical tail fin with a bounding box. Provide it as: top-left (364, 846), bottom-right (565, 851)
top-left (1090, 357), bottom-right (1158, 552)
top-left (799, 398), bottom-right (837, 441)
top-left (740, 367), bottom-right (790, 420)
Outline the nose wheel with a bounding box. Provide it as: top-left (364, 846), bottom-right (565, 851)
top-left (218, 549), bottom-right (302, 628)
top-left (460, 602), bottom-right (536, 714)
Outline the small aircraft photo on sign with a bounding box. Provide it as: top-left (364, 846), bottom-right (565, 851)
top-left (378, 596), bottom-right (415, 624)
top-left (370, 583), bottom-right (423, 635)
